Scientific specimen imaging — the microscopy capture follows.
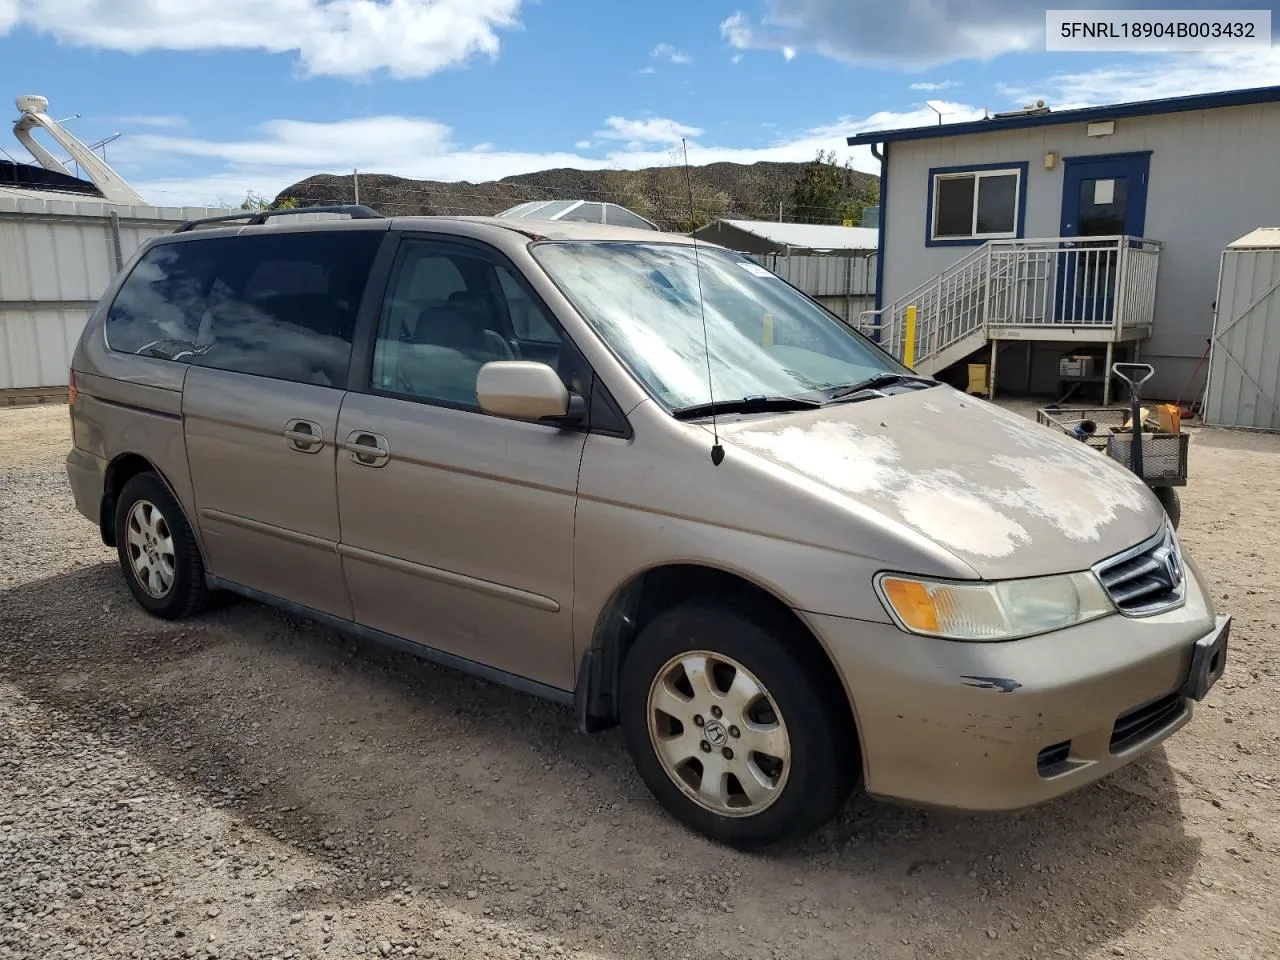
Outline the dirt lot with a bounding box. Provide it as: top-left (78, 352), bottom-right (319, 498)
top-left (3, 402), bottom-right (1280, 960)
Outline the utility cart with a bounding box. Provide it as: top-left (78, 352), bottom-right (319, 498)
top-left (1037, 363), bottom-right (1189, 528)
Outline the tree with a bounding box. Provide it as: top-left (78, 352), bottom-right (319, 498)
top-left (787, 150), bottom-right (878, 225)
top-left (240, 191), bottom-right (299, 212)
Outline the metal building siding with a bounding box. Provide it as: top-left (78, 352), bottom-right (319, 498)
top-left (1205, 235), bottom-right (1280, 430)
top-left (748, 252), bottom-right (877, 296)
top-left (0, 198), bottom-right (232, 390)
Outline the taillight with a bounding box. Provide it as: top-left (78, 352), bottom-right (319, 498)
top-left (68, 371), bottom-right (78, 406)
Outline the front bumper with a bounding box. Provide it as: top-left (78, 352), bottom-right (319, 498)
top-left (809, 559), bottom-right (1224, 812)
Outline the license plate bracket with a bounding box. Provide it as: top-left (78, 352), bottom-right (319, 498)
top-left (1179, 614), bottom-right (1231, 702)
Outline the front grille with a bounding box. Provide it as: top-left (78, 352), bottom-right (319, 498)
top-left (1110, 693), bottom-right (1183, 752)
top-left (1094, 525), bottom-right (1185, 616)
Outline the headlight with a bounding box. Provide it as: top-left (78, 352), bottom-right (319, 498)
top-left (876, 571), bottom-right (1115, 641)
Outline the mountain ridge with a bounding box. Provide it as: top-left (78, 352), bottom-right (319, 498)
top-left (276, 160), bottom-right (878, 230)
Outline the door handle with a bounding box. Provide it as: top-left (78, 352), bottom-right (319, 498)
top-left (284, 418), bottom-right (324, 453)
top-left (343, 430), bottom-right (391, 468)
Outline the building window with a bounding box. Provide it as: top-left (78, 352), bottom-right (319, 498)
top-left (930, 167), bottom-right (1022, 242)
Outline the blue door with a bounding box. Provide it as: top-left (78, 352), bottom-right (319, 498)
top-left (1056, 152), bottom-right (1151, 324)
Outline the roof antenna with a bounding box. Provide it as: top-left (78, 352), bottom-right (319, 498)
top-left (682, 138), bottom-right (725, 466)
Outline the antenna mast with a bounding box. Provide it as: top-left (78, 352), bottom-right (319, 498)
top-left (682, 139), bottom-right (724, 466)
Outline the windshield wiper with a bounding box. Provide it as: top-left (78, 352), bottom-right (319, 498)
top-left (671, 395), bottom-right (823, 420)
top-left (826, 373), bottom-right (938, 403)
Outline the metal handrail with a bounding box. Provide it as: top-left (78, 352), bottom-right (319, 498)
top-left (876, 235), bottom-right (1161, 369)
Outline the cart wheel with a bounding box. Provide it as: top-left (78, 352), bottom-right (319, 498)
top-left (1155, 487), bottom-right (1181, 530)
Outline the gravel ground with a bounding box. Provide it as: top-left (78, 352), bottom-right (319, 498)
top-left (3, 402), bottom-right (1280, 960)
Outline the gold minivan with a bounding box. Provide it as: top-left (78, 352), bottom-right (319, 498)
top-left (66, 208), bottom-right (1230, 848)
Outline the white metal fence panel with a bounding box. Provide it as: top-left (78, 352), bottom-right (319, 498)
top-left (1205, 239), bottom-right (1280, 430)
top-left (0, 197), bottom-right (234, 390)
top-left (749, 252), bottom-right (877, 297)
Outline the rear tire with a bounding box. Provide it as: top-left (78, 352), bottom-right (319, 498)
top-left (1155, 486), bottom-right (1181, 529)
top-left (619, 597), bottom-right (856, 849)
top-left (114, 472), bottom-right (209, 620)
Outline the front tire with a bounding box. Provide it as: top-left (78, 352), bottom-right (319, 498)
top-left (1155, 486), bottom-right (1181, 529)
top-left (114, 472), bottom-right (208, 620)
top-left (619, 598), bottom-right (856, 849)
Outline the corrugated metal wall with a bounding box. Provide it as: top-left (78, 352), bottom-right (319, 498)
top-left (0, 196), bottom-right (233, 391)
top-left (1205, 239), bottom-right (1280, 430)
top-left (747, 251), bottom-right (878, 323)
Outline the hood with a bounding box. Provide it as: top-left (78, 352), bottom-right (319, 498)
top-left (719, 386), bottom-right (1164, 580)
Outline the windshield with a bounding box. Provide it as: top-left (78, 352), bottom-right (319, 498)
top-left (531, 241), bottom-right (906, 411)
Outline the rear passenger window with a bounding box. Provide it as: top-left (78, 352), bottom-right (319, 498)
top-left (105, 230), bottom-right (382, 387)
top-left (370, 241), bottom-right (567, 408)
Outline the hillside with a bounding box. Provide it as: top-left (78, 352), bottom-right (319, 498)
top-left (276, 160), bottom-right (878, 230)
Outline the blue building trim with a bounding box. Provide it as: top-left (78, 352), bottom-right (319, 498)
top-left (924, 161), bottom-right (1029, 248)
top-left (846, 84), bottom-right (1280, 147)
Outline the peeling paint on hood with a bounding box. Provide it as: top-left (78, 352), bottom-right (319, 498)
top-left (722, 387), bottom-right (1162, 579)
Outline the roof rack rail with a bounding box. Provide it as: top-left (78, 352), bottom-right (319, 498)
top-left (173, 204), bottom-right (384, 234)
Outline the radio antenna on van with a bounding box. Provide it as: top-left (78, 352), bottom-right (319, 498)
top-left (682, 138), bottom-right (725, 466)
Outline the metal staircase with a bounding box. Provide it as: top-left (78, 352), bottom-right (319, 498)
top-left (858, 236), bottom-right (1162, 384)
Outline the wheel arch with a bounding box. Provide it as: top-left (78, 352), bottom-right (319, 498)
top-left (101, 453), bottom-right (199, 560)
top-left (575, 562), bottom-right (861, 756)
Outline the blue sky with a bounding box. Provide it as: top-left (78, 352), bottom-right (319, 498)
top-left (2, 0), bottom-right (1278, 207)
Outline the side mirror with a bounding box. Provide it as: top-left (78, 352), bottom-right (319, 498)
top-left (477, 361), bottom-right (585, 425)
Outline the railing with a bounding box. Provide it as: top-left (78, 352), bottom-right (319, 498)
top-left (859, 236), bottom-right (1161, 368)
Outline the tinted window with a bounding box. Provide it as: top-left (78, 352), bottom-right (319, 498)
top-left (604, 206), bottom-right (655, 230)
top-left (560, 202), bottom-right (603, 224)
top-left (932, 169), bottom-right (1021, 240)
top-left (933, 176), bottom-right (975, 238)
top-left (106, 242), bottom-right (218, 360)
top-left (105, 231), bottom-right (381, 387)
top-left (371, 242), bottom-right (566, 408)
top-left (976, 174), bottom-right (1018, 234)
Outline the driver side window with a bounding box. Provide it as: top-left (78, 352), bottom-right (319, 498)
top-left (371, 241), bottom-right (565, 409)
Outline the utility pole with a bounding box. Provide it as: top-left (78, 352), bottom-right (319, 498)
top-left (353, 169), bottom-right (360, 206)
top-left (778, 199), bottom-right (783, 222)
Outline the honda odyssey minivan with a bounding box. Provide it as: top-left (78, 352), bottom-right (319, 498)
top-left (66, 207), bottom-right (1230, 848)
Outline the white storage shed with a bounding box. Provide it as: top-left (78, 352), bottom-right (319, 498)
top-left (1204, 227), bottom-right (1280, 431)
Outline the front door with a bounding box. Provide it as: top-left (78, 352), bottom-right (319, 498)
top-left (335, 236), bottom-right (588, 692)
top-left (1057, 152), bottom-right (1151, 324)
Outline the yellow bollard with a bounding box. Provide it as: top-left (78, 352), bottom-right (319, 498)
top-left (903, 305), bottom-right (917, 369)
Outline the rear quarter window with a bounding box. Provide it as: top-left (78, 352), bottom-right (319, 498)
top-left (106, 242), bottom-right (217, 359)
top-left (105, 231), bottom-right (382, 387)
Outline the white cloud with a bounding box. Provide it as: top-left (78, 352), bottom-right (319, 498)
top-left (638, 65), bottom-right (657, 75)
top-left (718, 1), bottom-right (1179, 68)
top-left (910, 80), bottom-right (959, 92)
top-left (1001, 49), bottom-right (1280, 111)
top-left (651, 42), bottom-right (693, 65)
top-left (84, 102), bottom-right (992, 208)
top-left (720, 11), bottom-right (754, 49)
top-left (782, 46), bottom-right (796, 61)
top-left (594, 116), bottom-right (704, 144)
top-left (114, 115), bottom-right (187, 129)
top-left (1, 0), bottom-right (524, 78)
